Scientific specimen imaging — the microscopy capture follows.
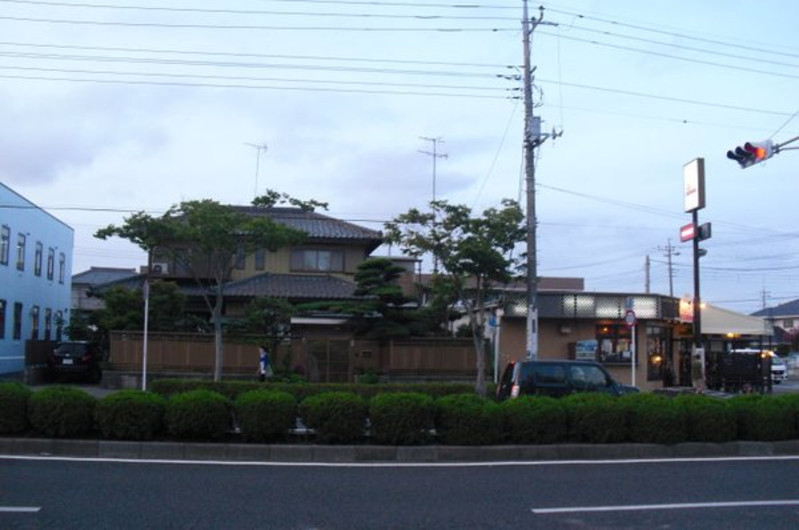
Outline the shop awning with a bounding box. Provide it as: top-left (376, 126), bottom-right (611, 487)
top-left (701, 304), bottom-right (772, 336)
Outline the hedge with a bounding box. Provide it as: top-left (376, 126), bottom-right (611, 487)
top-left (95, 390), bottom-right (167, 441)
top-left (673, 394), bottom-right (737, 443)
top-left (234, 390), bottom-right (297, 443)
top-left (0, 382), bottom-right (33, 434)
top-left (28, 386), bottom-right (97, 438)
top-left (621, 393), bottom-right (687, 445)
top-left (563, 393), bottom-right (627, 444)
top-left (435, 394), bottom-right (503, 445)
top-left (299, 392), bottom-right (368, 444)
top-left (165, 390), bottom-right (232, 440)
top-left (369, 392), bottom-right (435, 445)
top-left (501, 396), bottom-right (567, 444)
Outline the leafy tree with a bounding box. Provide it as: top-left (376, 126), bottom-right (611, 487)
top-left (95, 190), bottom-right (317, 381)
top-left (385, 199), bottom-right (525, 395)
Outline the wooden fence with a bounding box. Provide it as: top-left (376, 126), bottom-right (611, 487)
top-left (107, 331), bottom-right (480, 384)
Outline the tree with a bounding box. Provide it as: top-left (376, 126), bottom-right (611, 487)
top-left (384, 199), bottom-right (525, 395)
top-left (95, 191), bottom-right (317, 381)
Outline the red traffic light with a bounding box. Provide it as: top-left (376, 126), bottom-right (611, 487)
top-left (727, 139), bottom-right (774, 168)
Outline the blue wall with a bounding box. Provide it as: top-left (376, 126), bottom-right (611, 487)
top-left (0, 182), bottom-right (73, 375)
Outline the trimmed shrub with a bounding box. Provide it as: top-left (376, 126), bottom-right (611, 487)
top-left (28, 386), bottom-right (97, 438)
top-left (234, 390), bottom-right (297, 443)
top-left (165, 390), bottom-right (232, 440)
top-left (0, 382), bottom-right (33, 434)
top-left (563, 393), bottom-right (626, 444)
top-left (435, 394), bottom-right (503, 446)
top-left (501, 396), bottom-right (567, 444)
top-left (731, 394), bottom-right (796, 441)
top-left (369, 392), bottom-right (435, 445)
top-left (299, 392), bottom-right (368, 444)
top-left (773, 394), bottom-right (799, 439)
top-left (95, 390), bottom-right (167, 441)
top-left (620, 393), bottom-right (687, 445)
top-left (673, 394), bottom-right (737, 443)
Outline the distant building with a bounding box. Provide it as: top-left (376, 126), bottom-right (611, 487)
top-left (751, 299), bottom-right (799, 335)
top-left (72, 267), bottom-right (139, 313)
top-left (0, 182), bottom-right (73, 375)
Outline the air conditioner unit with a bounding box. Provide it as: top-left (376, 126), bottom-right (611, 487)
top-left (151, 262), bottom-right (169, 275)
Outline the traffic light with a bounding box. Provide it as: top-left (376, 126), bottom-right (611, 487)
top-left (726, 139), bottom-right (774, 168)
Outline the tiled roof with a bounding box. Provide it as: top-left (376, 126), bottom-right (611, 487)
top-left (751, 298), bottom-right (799, 318)
top-left (233, 206), bottom-right (382, 250)
top-left (223, 273), bottom-right (361, 300)
top-left (72, 267), bottom-right (139, 286)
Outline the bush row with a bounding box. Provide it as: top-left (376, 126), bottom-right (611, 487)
top-left (2, 383), bottom-right (799, 445)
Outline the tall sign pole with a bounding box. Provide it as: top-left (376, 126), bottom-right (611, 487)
top-left (683, 158), bottom-right (706, 375)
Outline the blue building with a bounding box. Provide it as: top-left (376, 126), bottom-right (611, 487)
top-left (0, 182), bottom-right (73, 375)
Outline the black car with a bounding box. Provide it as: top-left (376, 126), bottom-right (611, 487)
top-left (46, 341), bottom-right (103, 383)
top-left (496, 359), bottom-right (639, 401)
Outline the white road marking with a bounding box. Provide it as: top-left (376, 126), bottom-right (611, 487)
top-left (533, 500), bottom-right (799, 514)
top-left (0, 507), bottom-right (41, 513)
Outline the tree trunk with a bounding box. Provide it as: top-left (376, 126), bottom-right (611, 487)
top-left (212, 287), bottom-right (225, 382)
top-left (470, 281), bottom-right (488, 396)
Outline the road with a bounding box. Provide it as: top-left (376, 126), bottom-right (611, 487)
top-left (2, 456), bottom-right (798, 529)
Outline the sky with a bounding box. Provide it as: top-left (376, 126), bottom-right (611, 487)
top-left (2, 0), bottom-right (799, 316)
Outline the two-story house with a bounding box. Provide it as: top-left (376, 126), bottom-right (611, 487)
top-left (0, 182), bottom-right (73, 376)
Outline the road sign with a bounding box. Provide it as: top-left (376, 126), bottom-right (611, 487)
top-left (624, 309), bottom-right (637, 328)
top-left (680, 223), bottom-right (695, 242)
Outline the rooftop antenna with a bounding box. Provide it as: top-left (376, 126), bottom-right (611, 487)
top-left (245, 142), bottom-right (269, 199)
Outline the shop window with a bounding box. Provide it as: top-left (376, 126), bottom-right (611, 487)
top-left (646, 326), bottom-right (666, 382)
top-left (596, 324), bottom-right (635, 364)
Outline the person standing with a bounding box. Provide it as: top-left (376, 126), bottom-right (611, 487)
top-left (257, 346), bottom-right (271, 382)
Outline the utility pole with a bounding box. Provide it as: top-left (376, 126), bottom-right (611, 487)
top-left (522, 1), bottom-right (559, 360)
top-left (419, 136), bottom-right (448, 274)
top-left (245, 142), bottom-right (269, 199)
top-left (419, 136), bottom-right (447, 204)
top-left (658, 239), bottom-right (680, 297)
top-left (644, 255), bottom-right (650, 293)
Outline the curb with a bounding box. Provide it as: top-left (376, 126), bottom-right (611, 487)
top-left (2, 438), bottom-right (799, 463)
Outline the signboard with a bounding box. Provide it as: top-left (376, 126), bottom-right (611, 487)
top-left (683, 158), bottom-right (706, 212)
top-left (574, 340), bottom-right (598, 361)
top-left (679, 297), bottom-right (694, 322)
top-left (680, 223), bottom-right (695, 242)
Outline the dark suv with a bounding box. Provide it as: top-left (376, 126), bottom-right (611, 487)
top-left (46, 341), bottom-right (103, 383)
top-left (496, 359), bottom-right (639, 401)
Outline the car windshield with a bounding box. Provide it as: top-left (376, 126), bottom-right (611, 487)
top-left (54, 343), bottom-right (88, 356)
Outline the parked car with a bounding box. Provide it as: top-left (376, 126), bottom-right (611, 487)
top-left (766, 351), bottom-right (788, 384)
top-left (46, 341), bottom-right (103, 383)
top-left (496, 359), bottom-right (639, 401)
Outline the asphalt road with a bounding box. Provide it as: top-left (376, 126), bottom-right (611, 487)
top-left (2, 456), bottom-right (798, 529)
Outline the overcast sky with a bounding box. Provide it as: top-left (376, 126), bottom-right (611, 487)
top-left (3, 0), bottom-right (799, 316)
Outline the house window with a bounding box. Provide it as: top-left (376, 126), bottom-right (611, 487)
top-left (45, 308), bottom-right (52, 341)
top-left (58, 252), bottom-right (66, 283)
top-left (290, 249), bottom-right (344, 272)
top-left (596, 323), bottom-right (635, 365)
top-left (13, 302), bottom-right (22, 340)
top-left (0, 299), bottom-right (6, 339)
top-left (234, 246), bottom-right (246, 270)
top-left (0, 225), bottom-right (9, 265)
top-left (55, 310), bottom-right (64, 341)
top-left (16, 233), bottom-right (26, 271)
top-left (34, 241), bottom-right (43, 277)
top-left (254, 248), bottom-right (266, 271)
top-left (784, 319), bottom-right (794, 329)
top-left (31, 305), bottom-right (39, 340)
top-left (47, 248), bottom-right (55, 280)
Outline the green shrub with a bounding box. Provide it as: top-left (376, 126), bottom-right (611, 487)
top-left (0, 382), bottom-right (33, 434)
top-left (731, 394), bottom-right (796, 441)
top-left (773, 394), bottom-right (799, 439)
top-left (435, 394), bottom-right (503, 446)
top-left (369, 393), bottom-right (435, 445)
top-left (28, 386), bottom-right (97, 438)
top-left (673, 394), bottom-right (737, 443)
top-left (620, 393), bottom-right (687, 444)
top-left (299, 392), bottom-right (368, 444)
top-left (501, 396), bottom-right (567, 444)
top-left (563, 393), bottom-right (626, 444)
top-left (234, 390), bottom-right (297, 443)
top-left (95, 390), bottom-right (167, 441)
top-left (165, 390), bottom-right (232, 440)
